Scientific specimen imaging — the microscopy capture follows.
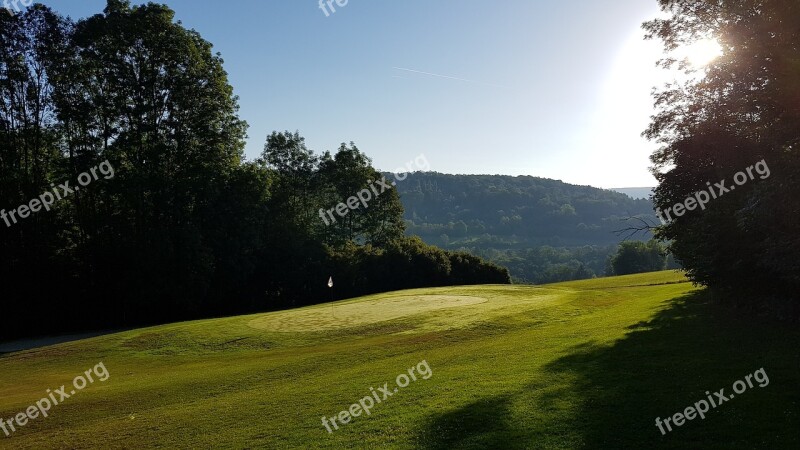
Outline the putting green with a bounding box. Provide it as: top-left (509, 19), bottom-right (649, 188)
top-left (248, 295), bottom-right (488, 332)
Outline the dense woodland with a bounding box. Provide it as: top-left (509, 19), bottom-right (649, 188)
top-left (395, 173), bottom-right (664, 282)
top-left (0, 2), bottom-right (508, 340)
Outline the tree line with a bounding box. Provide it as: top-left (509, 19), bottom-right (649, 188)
top-left (0, 2), bottom-right (508, 340)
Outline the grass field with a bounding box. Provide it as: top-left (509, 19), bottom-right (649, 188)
top-left (0, 271), bottom-right (798, 449)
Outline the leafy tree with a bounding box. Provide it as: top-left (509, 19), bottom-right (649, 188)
top-left (645, 0), bottom-right (800, 313)
top-left (0, 5), bottom-right (75, 337)
top-left (62, 0), bottom-right (248, 323)
top-left (261, 131), bottom-right (320, 236)
top-left (609, 240), bottom-right (667, 276)
top-left (318, 142), bottom-right (405, 246)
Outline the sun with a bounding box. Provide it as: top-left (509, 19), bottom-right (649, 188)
top-left (680, 38), bottom-right (723, 67)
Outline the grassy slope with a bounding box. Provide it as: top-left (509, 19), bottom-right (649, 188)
top-left (0, 271), bottom-right (797, 449)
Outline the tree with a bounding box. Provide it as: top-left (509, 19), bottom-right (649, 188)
top-left (318, 142), bottom-right (405, 247)
top-left (61, 0), bottom-right (249, 322)
top-left (261, 131), bottom-right (320, 235)
top-left (0, 5), bottom-right (75, 338)
top-left (1, 0), bottom-right (253, 336)
top-left (644, 0), bottom-right (800, 312)
top-left (609, 240), bottom-right (667, 276)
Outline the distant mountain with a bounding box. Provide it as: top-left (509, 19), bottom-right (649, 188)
top-left (392, 172), bottom-right (659, 284)
top-left (609, 187), bottom-right (654, 200)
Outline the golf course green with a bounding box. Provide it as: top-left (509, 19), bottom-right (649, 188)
top-left (0, 271), bottom-right (797, 449)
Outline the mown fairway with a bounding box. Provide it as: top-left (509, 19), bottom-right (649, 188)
top-left (0, 271), bottom-right (798, 449)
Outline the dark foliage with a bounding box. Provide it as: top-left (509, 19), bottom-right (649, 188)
top-left (645, 0), bottom-right (800, 317)
top-left (608, 240), bottom-right (668, 276)
top-left (0, 2), bottom-right (508, 341)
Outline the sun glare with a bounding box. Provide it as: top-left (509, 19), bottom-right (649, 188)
top-left (680, 38), bottom-right (723, 67)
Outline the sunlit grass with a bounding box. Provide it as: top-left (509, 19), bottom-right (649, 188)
top-left (0, 271), bottom-right (797, 449)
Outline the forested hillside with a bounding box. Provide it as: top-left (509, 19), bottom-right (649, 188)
top-left (394, 173), bottom-right (660, 283)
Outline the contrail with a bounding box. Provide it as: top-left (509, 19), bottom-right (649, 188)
top-left (392, 67), bottom-right (506, 88)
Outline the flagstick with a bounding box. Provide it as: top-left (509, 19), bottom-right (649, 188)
top-left (328, 276), bottom-right (334, 319)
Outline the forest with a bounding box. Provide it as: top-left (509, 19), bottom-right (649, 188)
top-left (396, 172), bottom-right (665, 282)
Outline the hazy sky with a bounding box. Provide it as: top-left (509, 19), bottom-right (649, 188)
top-left (51, 0), bottom-right (670, 188)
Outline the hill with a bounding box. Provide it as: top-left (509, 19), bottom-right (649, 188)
top-left (1, 271), bottom-right (796, 449)
top-left (393, 173), bottom-right (660, 283)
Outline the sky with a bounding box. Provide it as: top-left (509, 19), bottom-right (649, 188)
top-left (48, 0), bottom-right (671, 188)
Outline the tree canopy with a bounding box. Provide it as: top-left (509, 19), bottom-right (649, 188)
top-left (609, 240), bottom-right (668, 276)
top-left (645, 0), bottom-right (800, 316)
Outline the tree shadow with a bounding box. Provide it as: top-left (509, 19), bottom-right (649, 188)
top-left (415, 395), bottom-right (524, 449)
top-left (538, 291), bottom-right (800, 448)
top-left (415, 291), bottom-right (800, 448)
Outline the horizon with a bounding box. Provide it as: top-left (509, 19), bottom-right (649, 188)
top-left (380, 170), bottom-right (655, 192)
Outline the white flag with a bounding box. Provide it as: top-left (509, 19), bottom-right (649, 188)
top-left (328, 276), bottom-right (333, 288)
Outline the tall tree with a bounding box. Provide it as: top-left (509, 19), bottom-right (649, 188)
top-left (609, 240), bottom-right (667, 276)
top-left (645, 0), bottom-right (800, 311)
top-left (318, 142), bottom-right (405, 246)
top-left (0, 5), bottom-right (78, 339)
top-left (60, 0), bottom-right (249, 321)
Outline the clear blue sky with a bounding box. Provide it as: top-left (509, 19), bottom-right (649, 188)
top-left (51, 0), bottom-right (668, 188)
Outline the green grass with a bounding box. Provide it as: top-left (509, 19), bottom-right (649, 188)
top-left (0, 271), bottom-right (798, 449)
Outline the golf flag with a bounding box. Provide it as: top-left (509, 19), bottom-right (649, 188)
top-left (328, 276), bottom-right (333, 288)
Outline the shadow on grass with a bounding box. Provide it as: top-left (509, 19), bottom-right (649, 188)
top-left (415, 395), bottom-right (523, 449)
top-left (417, 291), bottom-right (800, 449)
